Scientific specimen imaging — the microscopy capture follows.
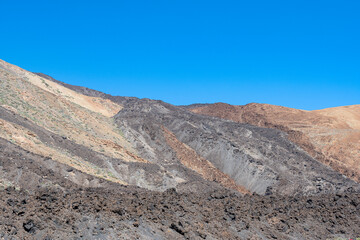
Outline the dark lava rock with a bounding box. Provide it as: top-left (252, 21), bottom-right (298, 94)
top-left (23, 220), bottom-right (35, 233)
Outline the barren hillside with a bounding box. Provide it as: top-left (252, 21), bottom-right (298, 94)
top-left (191, 102), bottom-right (360, 182)
top-left (1, 59), bottom-right (359, 239)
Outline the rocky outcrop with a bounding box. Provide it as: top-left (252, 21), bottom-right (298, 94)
top-left (1, 186), bottom-right (360, 240)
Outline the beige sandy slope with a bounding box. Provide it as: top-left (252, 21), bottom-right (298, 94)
top-left (0, 59), bottom-right (121, 117)
top-left (0, 119), bottom-right (126, 185)
top-left (315, 105), bottom-right (360, 129)
top-left (191, 102), bottom-right (360, 182)
top-left (0, 59), bottom-right (144, 162)
top-left (0, 59), bottom-right (150, 186)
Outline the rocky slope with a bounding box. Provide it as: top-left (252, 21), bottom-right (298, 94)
top-left (34, 70), bottom-right (359, 196)
top-left (0, 59), bottom-right (183, 191)
top-left (1, 59), bottom-right (359, 239)
top-left (114, 98), bottom-right (357, 195)
top-left (190, 102), bottom-right (360, 183)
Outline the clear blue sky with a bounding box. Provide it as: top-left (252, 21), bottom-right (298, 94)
top-left (1, 0), bottom-right (359, 110)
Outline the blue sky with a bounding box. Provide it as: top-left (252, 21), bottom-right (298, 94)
top-left (1, 0), bottom-right (359, 110)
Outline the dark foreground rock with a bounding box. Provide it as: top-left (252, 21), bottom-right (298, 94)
top-left (1, 186), bottom-right (359, 240)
